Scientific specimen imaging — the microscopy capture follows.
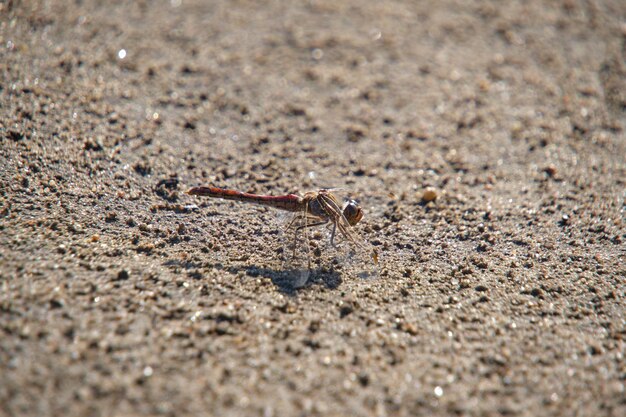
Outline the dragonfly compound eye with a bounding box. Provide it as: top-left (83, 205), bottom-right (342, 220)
top-left (343, 200), bottom-right (364, 226)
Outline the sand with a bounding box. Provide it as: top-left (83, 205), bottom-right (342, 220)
top-left (1, 1), bottom-right (625, 416)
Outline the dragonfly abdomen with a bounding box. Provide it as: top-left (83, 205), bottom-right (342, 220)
top-left (187, 186), bottom-right (303, 212)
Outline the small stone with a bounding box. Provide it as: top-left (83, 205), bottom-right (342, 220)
top-left (400, 321), bottom-right (418, 335)
top-left (588, 343), bottom-right (603, 355)
top-left (117, 270), bottom-right (130, 280)
top-left (84, 137), bottom-right (103, 151)
top-left (276, 302), bottom-right (297, 314)
top-left (345, 125), bottom-right (366, 142)
top-left (421, 187), bottom-right (438, 202)
top-left (543, 165), bottom-right (557, 177)
top-left (339, 297), bottom-right (359, 318)
top-left (68, 223), bottom-right (83, 234)
top-left (339, 305), bottom-right (353, 318)
top-left (357, 372), bottom-right (370, 387)
top-left (136, 243), bottom-right (155, 253)
top-left (308, 320), bottom-right (320, 333)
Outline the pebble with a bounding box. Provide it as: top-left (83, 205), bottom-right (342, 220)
top-left (400, 321), bottom-right (418, 335)
top-left (543, 165), bottom-right (557, 177)
top-left (421, 187), bottom-right (438, 202)
top-left (117, 270), bottom-right (130, 280)
top-left (339, 305), bottom-right (353, 318)
top-left (68, 223), bottom-right (83, 234)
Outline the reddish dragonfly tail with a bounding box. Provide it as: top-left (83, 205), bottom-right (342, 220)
top-left (187, 186), bottom-right (303, 212)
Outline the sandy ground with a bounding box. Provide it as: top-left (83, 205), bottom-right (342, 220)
top-left (1, 0), bottom-right (625, 416)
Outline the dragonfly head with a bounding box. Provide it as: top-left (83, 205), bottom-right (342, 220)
top-left (342, 199), bottom-right (364, 226)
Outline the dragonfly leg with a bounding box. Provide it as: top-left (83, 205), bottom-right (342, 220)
top-left (329, 222), bottom-right (337, 247)
top-left (284, 216), bottom-right (298, 230)
top-left (295, 220), bottom-right (328, 232)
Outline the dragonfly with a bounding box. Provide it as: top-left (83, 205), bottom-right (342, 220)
top-left (186, 185), bottom-right (378, 267)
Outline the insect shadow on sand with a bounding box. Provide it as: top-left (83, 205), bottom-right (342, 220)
top-left (226, 264), bottom-right (342, 294)
top-left (162, 258), bottom-right (342, 294)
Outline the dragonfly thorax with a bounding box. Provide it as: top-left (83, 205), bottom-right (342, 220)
top-left (303, 190), bottom-right (363, 226)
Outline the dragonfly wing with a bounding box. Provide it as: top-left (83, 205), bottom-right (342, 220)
top-left (284, 213), bottom-right (325, 230)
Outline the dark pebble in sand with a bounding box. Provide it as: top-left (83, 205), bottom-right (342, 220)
top-left (117, 270), bottom-right (130, 280)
